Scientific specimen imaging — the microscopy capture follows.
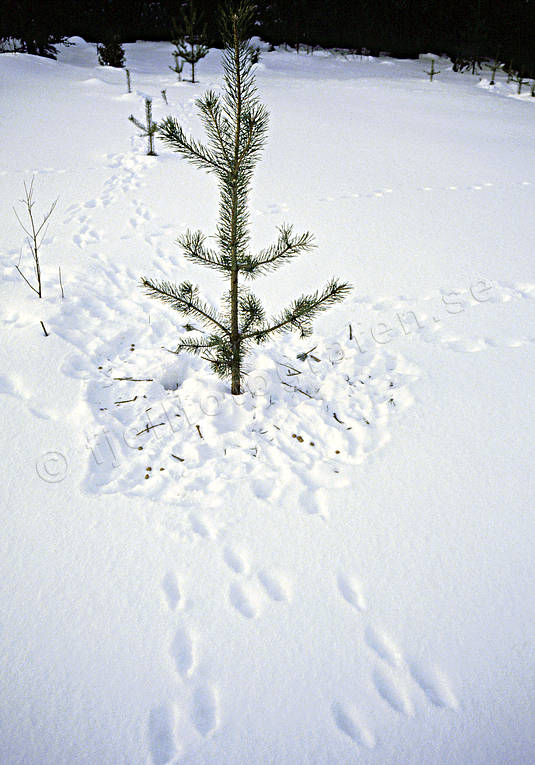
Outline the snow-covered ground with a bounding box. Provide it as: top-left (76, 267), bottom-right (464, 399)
top-left (1, 38), bottom-right (534, 764)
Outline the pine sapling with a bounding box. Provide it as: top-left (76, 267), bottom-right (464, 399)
top-left (142, 2), bottom-right (351, 395)
top-left (171, 0), bottom-right (209, 83)
top-left (126, 68), bottom-right (131, 92)
top-left (514, 70), bottom-right (528, 94)
top-left (469, 55), bottom-right (482, 75)
top-left (97, 38), bottom-right (125, 68)
top-left (506, 61), bottom-right (514, 83)
top-left (13, 177), bottom-right (58, 298)
top-left (161, 89), bottom-right (168, 104)
top-left (453, 54), bottom-right (481, 75)
top-left (129, 97), bottom-right (158, 156)
top-left (485, 52), bottom-right (503, 86)
top-left (425, 59), bottom-right (440, 81)
top-left (169, 50), bottom-right (184, 81)
top-left (453, 55), bottom-right (466, 73)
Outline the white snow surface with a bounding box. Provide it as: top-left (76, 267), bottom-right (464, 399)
top-left (1, 41), bottom-right (535, 765)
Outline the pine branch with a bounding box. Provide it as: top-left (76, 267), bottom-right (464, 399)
top-left (175, 40), bottom-right (209, 65)
top-left (243, 280), bottom-right (352, 341)
top-left (174, 334), bottom-right (223, 354)
top-left (178, 230), bottom-right (230, 272)
top-left (239, 291), bottom-right (265, 334)
top-left (186, 333), bottom-right (236, 379)
top-left (237, 104), bottom-right (269, 169)
top-left (128, 115), bottom-right (146, 131)
top-left (158, 116), bottom-right (224, 173)
top-left (140, 278), bottom-right (230, 335)
top-left (196, 91), bottom-right (233, 165)
top-left (242, 224), bottom-right (315, 277)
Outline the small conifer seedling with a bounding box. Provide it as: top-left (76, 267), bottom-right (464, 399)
top-left (485, 54), bottom-right (503, 86)
top-left (425, 59), bottom-right (440, 81)
top-left (142, 2), bottom-right (351, 395)
top-left (171, 0), bottom-right (209, 83)
top-left (169, 50), bottom-right (185, 81)
top-left (129, 98), bottom-right (158, 156)
top-left (514, 70), bottom-right (528, 94)
top-left (506, 62), bottom-right (514, 83)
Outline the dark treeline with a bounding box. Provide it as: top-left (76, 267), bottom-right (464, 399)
top-left (2, 1), bottom-right (534, 73)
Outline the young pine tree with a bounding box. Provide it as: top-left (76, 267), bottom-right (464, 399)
top-left (141, 2), bottom-right (351, 395)
top-left (424, 59), bottom-right (440, 81)
top-left (129, 98), bottom-right (158, 156)
top-left (97, 38), bottom-right (125, 68)
top-left (171, 0), bottom-right (209, 84)
top-left (514, 69), bottom-right (528, 94)
top-left (485, 58), bottom-right (503, 86)
top-left (169, 49), bottom-right (185, 81)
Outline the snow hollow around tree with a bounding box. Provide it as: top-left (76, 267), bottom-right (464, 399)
top-left (1, 38), bottom-right (534, 765)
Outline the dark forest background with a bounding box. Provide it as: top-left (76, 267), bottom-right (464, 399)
top-left (2, 1), bottom-right (534, 73)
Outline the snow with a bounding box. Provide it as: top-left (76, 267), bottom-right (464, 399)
top-left (1, 40), bottom-right (535, 765)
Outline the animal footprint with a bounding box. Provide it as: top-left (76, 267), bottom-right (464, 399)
top-left (148, 705), bottom-right (176, 765)
top-left (191, 685), bottom-right (219, 736)
top-left (372, 667), bottom-right (414, 716)
top-left (223, 546), bottom-right (248, 574)
top-left (229, 581), bottom-right (260, 619)
top-left (365, 625), bottom-right (403, 667)
top-left (409, 661), bottom-right (458, 709)
top-left (0, 374), bottom-right (20, 398)
top-left (331, 702), bottom-right (376, 748)
top-left (162, 571), bottom-right (181, 611)
top-left (257, 569), bottom-right (291, 602)
top-left (337, 572), bottom-right (367, 611)
top-left (170, 625), bottom-right (194, 678)
top-left (251, 478), bottom-right (273, 499)
top-left (303, 487), bottom-right (329, 517)
top-left (189, 512), bottom-right (215, 539)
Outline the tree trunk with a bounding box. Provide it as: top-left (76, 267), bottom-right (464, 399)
top-left (230, 261), bottom-right (241, 395)
top-left (229, 14), bottom-right (242, 394)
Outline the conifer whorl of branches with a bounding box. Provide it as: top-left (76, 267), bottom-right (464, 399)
top-left (142, 1), bottom-right (351, 395)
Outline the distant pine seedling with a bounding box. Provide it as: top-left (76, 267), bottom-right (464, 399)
top-left (142, 1), bottom-right (351, 395)
top-left (513, 69), bottom-right (528, 94)
top-left (170, 0), bottom-right (209, 83)
top-left (129, 97), bottom-right (158, 156)
top-left (484, 54), bottom-right (503, 86)
top-left (169, 50), bottom-right (184, 81)
top-left (424, 59), bottom-right (440, 81)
